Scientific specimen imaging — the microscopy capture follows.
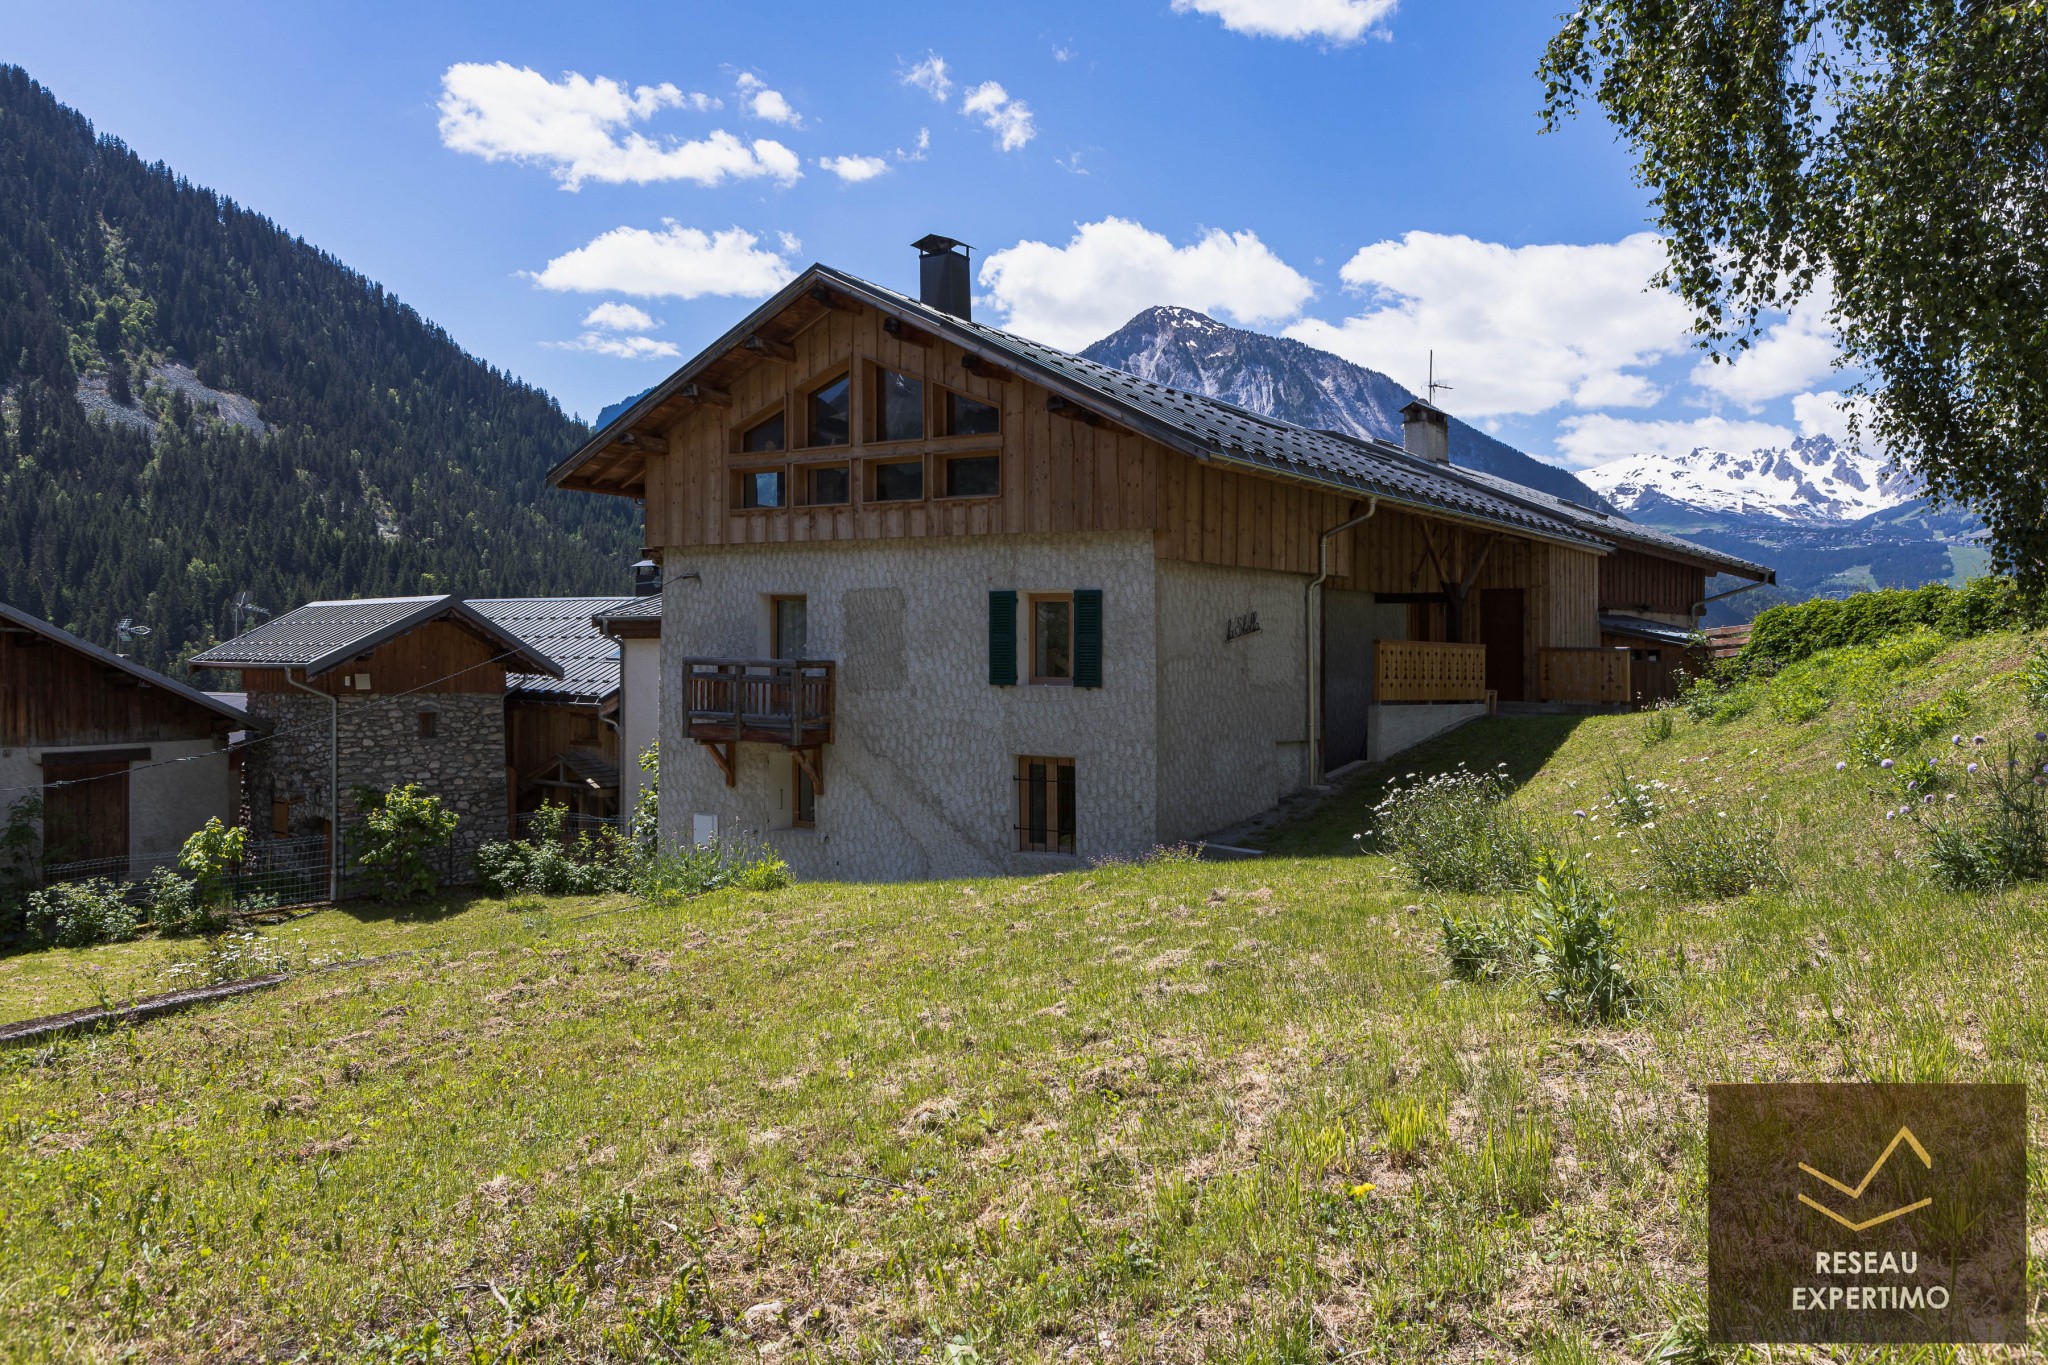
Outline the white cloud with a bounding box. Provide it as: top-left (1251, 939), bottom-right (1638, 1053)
top-left (961, 81), bottom-right (1036, 151)
top-left (980, 217), bottom-right (1315, 350)
top-left (437, 62), bottom-right (798, 190)
top-left (581, 302), bottom-right (658, 331)
top-left (1172, 0), bottom-right (1398, 42)
top-left (548, 332), bottom-right (682, 360)
top-left (1690, 291), bottom-right (1840, 407)
top-left (734, 71), bottom-right (801, 127)
top-left (1791, 390), bottom-right (1875, 444)
top-left (1285, 231), bottom-right (1694, 418)
top-left (1554, 413), bottom-right (1795, 469)
top-left (901, 53), bottom-right (953, 101)
top-left (818, 154), bottom-right (890, 183)
top-left (897, 128), bottom-right (931, 162)
top-left (528, 224), bottom-right (797, 299)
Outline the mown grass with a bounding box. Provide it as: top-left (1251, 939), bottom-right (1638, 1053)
top-left (2, 629), bottom-right (2046, 1362)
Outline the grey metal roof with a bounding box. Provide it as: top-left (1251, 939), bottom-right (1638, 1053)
top-left (0, 600), bottom-right (251, 725)
top-left (1453, 466), bottom-right (1775, 581)
top-left (593, 595), bottom-right (663, 623)
top-left (190, 595), bottom-right (563, 679)
top-left (1599, 613), bottom-right (1699, 647)
top-left (469, 597), bottom-right (634, 703)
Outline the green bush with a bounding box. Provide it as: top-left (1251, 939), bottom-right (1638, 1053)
top-left (25, 878), bottom-right (139, 947)
top-left (1848, 687), bottom-right (1972, 769)
top-left (141, 868), bottom-right (219, 936)
top-left (474, 803), bottom-right (634, 897)
top-left (0, 794), bottom-right (40, 938)
top-left (1364, 763), bottom-right (1544, 893)
top-left (1440, 909), bottom-right (1526, 981)
top-left (1638, 705), bottom-right (1677, 746)
top-left (629, 744), bottom-right (661, 857)
top-left (1909, 737), bottom-right (2048, 892)
top-left (733, 850), bottom-right (792, 892)
top-left (1636, 802), bottom-right (1787, 900)
top-left (352, 783), bottom-right (459, 899)
top-left (1526, 854), bottom-right (1641, 1023)
top-left (2024, 649), bottom-right (2048, 714)
top-left (1743, 577), bottom-right (2034, 669)
top-left (178, 817), bottom-right (246, 917)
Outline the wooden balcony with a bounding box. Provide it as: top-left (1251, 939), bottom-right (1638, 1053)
top-left (1537, 647), bottom-right (1630, 704)
top-left (682, 658), bottom-right (835, 787)
top-left (1374, 639), bottom-right (1488, 703)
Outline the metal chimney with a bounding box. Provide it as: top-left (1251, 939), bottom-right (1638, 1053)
top-left (1400, 398), bottom-right (1450, 464)
top-left (632, 558), bottom-right (661, 598)
top-left (913, 234), bottom-right (972, 320)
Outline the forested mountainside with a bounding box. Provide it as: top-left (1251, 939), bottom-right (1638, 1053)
top-left (0, 67), bottom-right (636, 674)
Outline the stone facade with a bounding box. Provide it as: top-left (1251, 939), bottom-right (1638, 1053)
top-left (245, 690), bottom-right (507, 861)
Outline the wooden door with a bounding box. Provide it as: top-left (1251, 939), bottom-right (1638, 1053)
top-left (42, 759), bottom-right (130, 864)
top-left (1479, 589), bottom-right (1527, 702)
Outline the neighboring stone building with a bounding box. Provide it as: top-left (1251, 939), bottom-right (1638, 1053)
top-left (547, 239), bottom-right (1773, 881)
top-left (1, 599), bottom-right (249, 877)
top-left (191, 597), bottom-right (562, 882)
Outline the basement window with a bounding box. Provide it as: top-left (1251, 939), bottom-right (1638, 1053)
top-left (741, 410), bottom-right (786, 453)
top-left (1016, 756), bottom-right (1076, 854)
top-left (873, 367), bottom-right (925, 442)
top-left (942, 453), bottom-right (1001, 499)
top-left (805, 374), bottom-right (851, 447)
top-left (944, 390), bottom-right (1000, 437)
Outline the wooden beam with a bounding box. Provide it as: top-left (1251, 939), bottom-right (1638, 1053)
top-left (679, 382), bottom-right (731, 407)
top-left (809, 284), bottom-right (858, 312)
top-left (1459, 534), bottom-right (1500, 592)
top-left (793, 746), bottom-right (825, 798)
top-left (744, 334), bottom-right (798, 363)
top-left (882, 317), bottom-right (936, 348)
top-left (618, 430), bottom-right (669, 455)
top-left (698, 739), bottom-right (736, 788)
top-left (961, 354), bottom-right (1013, 382)
top-left (1046, 395), bottom-right (1105, 428)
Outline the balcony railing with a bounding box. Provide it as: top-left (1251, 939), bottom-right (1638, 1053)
top-left (681, 658), bottom-right (836, 747)
top-left (1373, 639), bottom-right (1488, 703)
top-left (1537, 647), bottom-right (1630, 704)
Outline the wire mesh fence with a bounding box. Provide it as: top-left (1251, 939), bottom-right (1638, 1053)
top-left (512, 809), bottom-right (624, 840)
top-left (40, 835), bottom-right (337, 909)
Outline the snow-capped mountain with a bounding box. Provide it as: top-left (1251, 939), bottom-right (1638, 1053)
top-left (1581, 435), bottom-right (1918, 524)
top-left (1082, 306), bottom-right (1613, 509)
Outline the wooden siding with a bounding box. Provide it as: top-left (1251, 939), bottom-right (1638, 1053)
top-left (238, 620), bottom-right (509, 696)
top-left (1, 630), bottom-right (230, 748)
top-left (506, 700), bottom-right (617, 785)
top-left (1374, 640), bottom-right (1488, 703)
top-left (1600, 548), bottom-right (1706, 617)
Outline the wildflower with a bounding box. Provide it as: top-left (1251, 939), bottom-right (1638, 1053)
top-left (1880, 759), bottom-right (1894, 770)
top-left (1907, 780), bottom-right (1919, 791)
top-left (1924, 794), bottom-right (1935, 804)
top-left (1967, 763), bottom-right (1980, 775)
top-left (2035, 732), bottom-right (2046, 743)
top-left (1973, 735), bottom-right (1986, 746)
top-left (1572, 809), bottom-right (1587, 819)
top-left (1885, 810), bottom-right (1895, 821)
top-left (1835, 761), bottom-right (1847, 772)
top-left (1347, 1182), bottom-right (1376, 1198)
top-left (1953, 735), bottom-right (1964, 746)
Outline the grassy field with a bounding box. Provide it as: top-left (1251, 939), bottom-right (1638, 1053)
top-left (2, 629), bottom-right (2046, 1362)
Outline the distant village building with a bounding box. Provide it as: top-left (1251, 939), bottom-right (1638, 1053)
top-left (1, 600), bottom-right (248, 876)
top-left (547, 239), bottom-right (1774, 882)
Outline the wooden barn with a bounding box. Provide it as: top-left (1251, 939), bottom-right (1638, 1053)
top-left (469, 597), bottom-right (637, 827)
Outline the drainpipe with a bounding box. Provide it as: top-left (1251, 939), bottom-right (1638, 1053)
top-left (284, 668), bottom-right (339, 903)
top-left (1691, 578), bottom-right (1769, 618)
top-left (1305, 496), bottom-right (1379, 786)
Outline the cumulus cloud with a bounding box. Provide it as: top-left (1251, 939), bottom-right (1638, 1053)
top-left (437, 62), bottom-right (798, 189)
top-left (980, 217), bottom-right (1315, 350)
top-left (1790, 390), bottom-right (1876, 444)
top-left (528, 224), bottom-right (797, 299)
top-left (581, 302), bottom-right (659, 331)
top-left (961, 81), bottom-right (1036, 151)
top-left (1554, 413), bottom-right (1796, 469)
top-left (901, 53), bottom-right (953, 101)
top-left (1172, 0), bottom-right (1398, 42)
top-left (818, 154), bottom-right (890, 183)
top-left (1690, 291), bottom-right (1840, 407)
top-left (1285, 231), bottom-right (1694, 418)
top-left (734, 71), bottom-right (800, 127)
top-left (548, 332), bottom-right (682, 360)
top-left (897, 128), bottom-right (931, 162)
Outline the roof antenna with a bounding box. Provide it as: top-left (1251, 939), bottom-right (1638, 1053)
top-left (1427, 350), bottom-right (1453, 406)
top-left (115, 616), bottom-right (152, 657)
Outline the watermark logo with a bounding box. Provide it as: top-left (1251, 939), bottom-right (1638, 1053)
top-left (1708, 1083), bottom-right (2025, 1343)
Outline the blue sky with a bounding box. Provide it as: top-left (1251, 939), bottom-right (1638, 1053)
top-left (7, 0), bottom-right (1849, 470)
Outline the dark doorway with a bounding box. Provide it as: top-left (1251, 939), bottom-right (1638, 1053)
top-left (1322, 590), bottom-right (1377, 770)
top-left (1479, 588), bottom-right (1527, 702)
top-left (42, 759), bottom-right (130, 863)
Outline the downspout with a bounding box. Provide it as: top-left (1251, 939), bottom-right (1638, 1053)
top-left (1691, 577), bottom-right (1769, 618)
top-left (1305, 496), bottom-right (1379, 786)
top-left (284, 668), bottom-right (339, 904)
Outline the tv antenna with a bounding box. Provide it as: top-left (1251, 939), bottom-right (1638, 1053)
top-left (1427, 350), bottom-right (1453, 406)
top-left (115, 617), bottom-right (152, 656)
top-left (230, 589), bottom-right (270, 636)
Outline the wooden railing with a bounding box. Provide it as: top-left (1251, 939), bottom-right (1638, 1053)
top-left (1538, 647), bottom-right (1630, 704)
top-left (1373, 640), bottom-right (1488, 703)
top-left (681, 659), bottom-right (836, 747)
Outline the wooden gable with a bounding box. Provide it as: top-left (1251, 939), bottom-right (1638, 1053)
top-left (1, 629), bottom-right (233, 748)
top-left (239, 619), bottom-right (509, 695)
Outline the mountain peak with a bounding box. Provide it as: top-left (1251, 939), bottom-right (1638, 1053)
top-left (1581, 433), bottom-right (1918, 525)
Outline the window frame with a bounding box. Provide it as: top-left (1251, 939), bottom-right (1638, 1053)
top-left (791, 754), bottom-right (817, 829)
top-left (800, 369), bottom-right (854, 450)
top-left (940, 387), bottom-right (1002, 438)
top-left (938, 451), bottom-right (1002, 500)
top-left (769, 594), bottom-right (808, 659)
top-left (1027, 592), bottom-right (1075, 685)
top-left (1015, 756), bottom-right (1076, 854)
top-left (866, 456), bottom-right (927, 504)
top-left (735, 406), bottom-right (788, 456)
top-left (733, 466), bottom-right (789, 511)
top-left (868, 363), bottom-right (928, 445)
top-left (416, 707), bottom-right (440, 739)
top-left (796, 462), bottom-right (852, 507)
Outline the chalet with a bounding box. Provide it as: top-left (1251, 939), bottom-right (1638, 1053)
top-left (548, 238), bottom-right (1773, 880)
top-left (190, 596), bottom-right (564, 885)
top-left (1, 600), bottom-right (250, 876)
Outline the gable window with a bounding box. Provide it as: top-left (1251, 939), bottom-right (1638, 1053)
top-left (1016, 756), bottom-right (1076, 854)
top-left (873, 367), bottom-right (925, 442)
top-left (1030, 594), bottom-right (1073, 684)
top-left (741, 410), bottom-right (786, 453)
top-left (942, 453), bottom-right (1001, 498)
top-left (771, 595), bottom-right (808, 658)
top-left (945, 390), bottom-right (1000, 437)
top-left (805, 374), bottom-right (851, 447)
top-left (738, 469), bottom-right (786, 509)
top-left (801, 464), bottom-right (851, 506)
top-left (871, 458), bottom-right (924, 503)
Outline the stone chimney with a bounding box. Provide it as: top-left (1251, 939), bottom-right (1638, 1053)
top-left (1400, 398), bottom-right (1450, 464)
top-left (913, 234), bottom-right (972, 320)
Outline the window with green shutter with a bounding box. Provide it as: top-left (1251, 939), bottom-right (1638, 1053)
top-left (988, 590), bottom-right (1017, 686)
top-left (1073, 588), bottom-right (1103, 689)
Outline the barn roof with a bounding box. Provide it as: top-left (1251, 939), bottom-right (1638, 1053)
top-left (1453, 467), bottom-right (1773, 582)
top-left (0, 600), bottom-right (251, 724)
top-left (190, 596), bottom-right (563, 679)
top-left (468, 597), bottom-right (635, 703)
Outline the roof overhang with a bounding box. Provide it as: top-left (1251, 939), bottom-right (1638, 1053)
top-left (193, 597), bottom-right (566, 680)
top-left (0, 600), bottom-right (252, 725)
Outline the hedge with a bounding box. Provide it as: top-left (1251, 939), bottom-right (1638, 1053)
top-left (1742, 576), bottom-right (2038, 668)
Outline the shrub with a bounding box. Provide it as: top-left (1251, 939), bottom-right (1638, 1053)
top-left (1910, 737), bottom-right (2048, 892)
top-left (629, 744), bottom-right (661, 856)
top-left (634, 842), bottom-right (740, 903)
top-left (1364, 763), bottom-right (1544, 892)
top-left (352, 783), bottom-right (459, 899)
top-left (1743, 577), bottom-right (2035, 669)
top-left (1636, 802), bottom-right (1787, 900)
top-left (732, 850), bottom-right (792, 892)
top-left (1639, 705), bottom-right (1677, 746)
top-left (475, 803), bottom-right (633, 897)
top-left (178, 817), bottom-right (247, 916)
top-left (1525, 853), bottom-right (1641, 1023)
top-left (141, 868), bottom-right (215, 935)
top-left (0, 794), bottom-right (41, 937)
top-left (2024, 649), bottom-right (2048, 714)
top-left (1441, 909), bottom-right (1525, 981)
top-left (1603, 763), bottom-right (1662, 827)
top-left (25, 878), bottom-right (139, 947)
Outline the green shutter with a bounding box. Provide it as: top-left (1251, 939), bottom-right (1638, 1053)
top-left (988, 590), bottom-right (1018, 686)
top-left (1073, 588), bottom-right (1103, 689)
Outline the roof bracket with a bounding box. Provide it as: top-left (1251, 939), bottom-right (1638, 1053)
top-left (1046, 394), bottom-right (1105, 428)
top-left (679, 383), bottom-right (730, 407)
top-left (808, 284), bottom-right (858, 312)
top-left (743, 334), bottom-right (797, 363)
top-left (882, 317), bottom-right (936, 349)
top-left (960, 353), bottom-right (1013, 383)
top-left (618, 430), bottom-right (670, 454)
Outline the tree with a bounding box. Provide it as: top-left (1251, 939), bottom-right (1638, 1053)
top-left (1540, 1), bottom-right (2048, 590)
